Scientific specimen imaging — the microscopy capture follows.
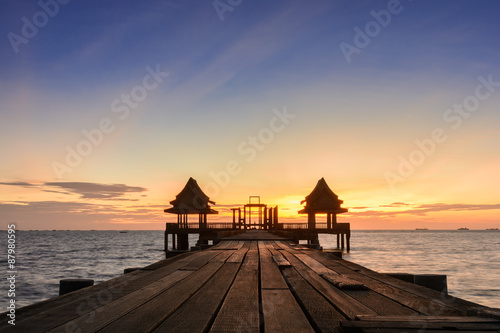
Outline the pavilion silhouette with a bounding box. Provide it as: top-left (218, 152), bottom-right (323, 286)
top-left (164, 177), bottom-right (351, 251)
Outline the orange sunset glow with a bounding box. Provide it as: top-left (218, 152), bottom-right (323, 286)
top-left (1, 1), bottom-right (499, 231)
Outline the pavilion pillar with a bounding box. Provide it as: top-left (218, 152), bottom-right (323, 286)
top-left (274, 206), bottom-right (278, 229)
top-left (327, 213), bottom-right (331, 230)
top-left (308, 212), bottom-right (316, 230)
top-left (346, 231), bottom-right (350, 252)
top-left (263, 208), bottom-right (268, 230)
top-left (177, 233), bottom-right (189, 250)
top-left (164, 229), bottom-right (168, 251)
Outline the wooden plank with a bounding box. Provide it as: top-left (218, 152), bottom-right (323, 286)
top-left (318, 252), bottom-right (476, 309)
top-left (95, 261), bottom-right (224, 332)
top-left (342, 290), bottom-right (418, 316)
top-left (293, 253), bottom-right (339, 276)
top-left (210, 250), bottom-right (237, 263)
top-left (178, 250), bottom-right (222, 270)
top-left (282, 266), bottom-right (345, 333)
top-left (259, 242), bottom-right (288, 290)
top-left (273, 254), bottom-right (291, 268)
top-left (226, 241), bottom-right (250, 263)
top-left (306, 251), bottom-right (466, 316)
top-left (47, 269), bottom-right (194, 333)
top-left (264, 241), bottom-right (291, 267)
top-left (261, 289), bottom-right (315, 332)
top-left (341, 317), bottom-right (500, 330)
top-left (343, 329), bottom-right (500, 333)
top-left (279, 250), bottom-right (377, 319)
top-left (1, 269), bottom-right (145, 331)
top-left (210, 240), bottom-right (234, 249)
top-left (277, 242), bottom-right (417, 316)
top-left (356, 315), bottom-right (500, 322)
top-left (210, 240), bottom-right (243, 251)
top-left (152, 263), bottom-right (241, 332)
top-left (141, 251), bottom-right (193, 270)
top-left (6, 250), bottom-right (219, 333)
top-left (210, 249), bottom-right (260, 333)
top-left (321, 273), bottom-right (367, 290)
top-left (3, 250), bottom-right (198, 330)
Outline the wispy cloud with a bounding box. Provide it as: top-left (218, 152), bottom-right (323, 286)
top-left (347, 202), bottom-right (500, 218)
top-left (0, 181), bottom-right (148, 200)
top-left (0, 181), bottom-right (36, 187)
top-left (0, 200), bottom-right (165, 229)
top-left (379, 202), bottom-right (412, 208)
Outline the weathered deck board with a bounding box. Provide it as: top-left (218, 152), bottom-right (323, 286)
top-left (4, 231), bottom-right (500, 333)
top-left (48, 269), bottom-right (194, 333)
top-left (279, 249), bottom-right (378, 319)
top-left (281, 266), bottom-right (345, 333)
top-left (210, 243), bottom-right (260, 333)
top-left (341, 315), bottom-right (500, 331)
top-left (5, 249), bottom-right (219, 333)
top-left (306, 250), bottom-right (469, 316)
top-left (152, 263), bottom-right (241, 332)
top-left (261, 289), bottom-right (315, 332)
top-left (259, 241), bottom-right (288, 290)
top-left (96, 261), bottom-right (225, 332)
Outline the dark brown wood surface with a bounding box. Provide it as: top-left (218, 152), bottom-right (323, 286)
top-left (3, 231), bottom-right (500, 333)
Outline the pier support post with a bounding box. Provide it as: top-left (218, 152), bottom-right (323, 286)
top-left (59, 279), bottom-right (94, 295)
top-left (346, 231), bottom-right (350, 252)
top-left (414, 274), bottom-right (448, 294)
top-left (177, 233), bottom-right (189, 250)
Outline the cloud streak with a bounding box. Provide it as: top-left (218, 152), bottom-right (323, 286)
top-left (0, 181), bottom-right (147, 200)
top-left (347, 202), bottom-right (500, 218)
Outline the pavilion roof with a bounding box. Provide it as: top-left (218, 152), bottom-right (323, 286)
top-left (298, 178), bottom-right (348, 214)
top-left (164, 177), bottom-right (218, 214)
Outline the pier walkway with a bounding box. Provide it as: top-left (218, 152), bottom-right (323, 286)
top-left (4, 231), bottom-right (500, 332)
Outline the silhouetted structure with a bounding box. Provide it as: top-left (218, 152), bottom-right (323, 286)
top-left (231, 196), bottom-right (278, 230)
top-left (299, 177), bottom-right (348, 229)
top-left (164, 177), bottom-right (351, 252)
top-left (164, 177), bottom-right (220, 250)
top-left (164, 177), bottom-right (218, 227)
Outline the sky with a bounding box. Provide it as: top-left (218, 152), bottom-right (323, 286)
top-left (1, 0), bottom-right (499, 230)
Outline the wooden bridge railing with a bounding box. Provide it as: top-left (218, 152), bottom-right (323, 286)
top-left (166, 222), bottom-right (235, 230)
top-left (166, 222), bottom-right (350, 231)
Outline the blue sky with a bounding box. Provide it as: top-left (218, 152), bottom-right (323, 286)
top-left (1, 0), bottom-right (499, 229)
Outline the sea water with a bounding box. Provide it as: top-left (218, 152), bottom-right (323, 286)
top-left (0, 230), bottom-right (498, 309)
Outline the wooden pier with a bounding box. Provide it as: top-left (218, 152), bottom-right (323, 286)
top-left (4, 230), bottom-right (500, 332)
top-left (164, 178), bottom-right (352, 252)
